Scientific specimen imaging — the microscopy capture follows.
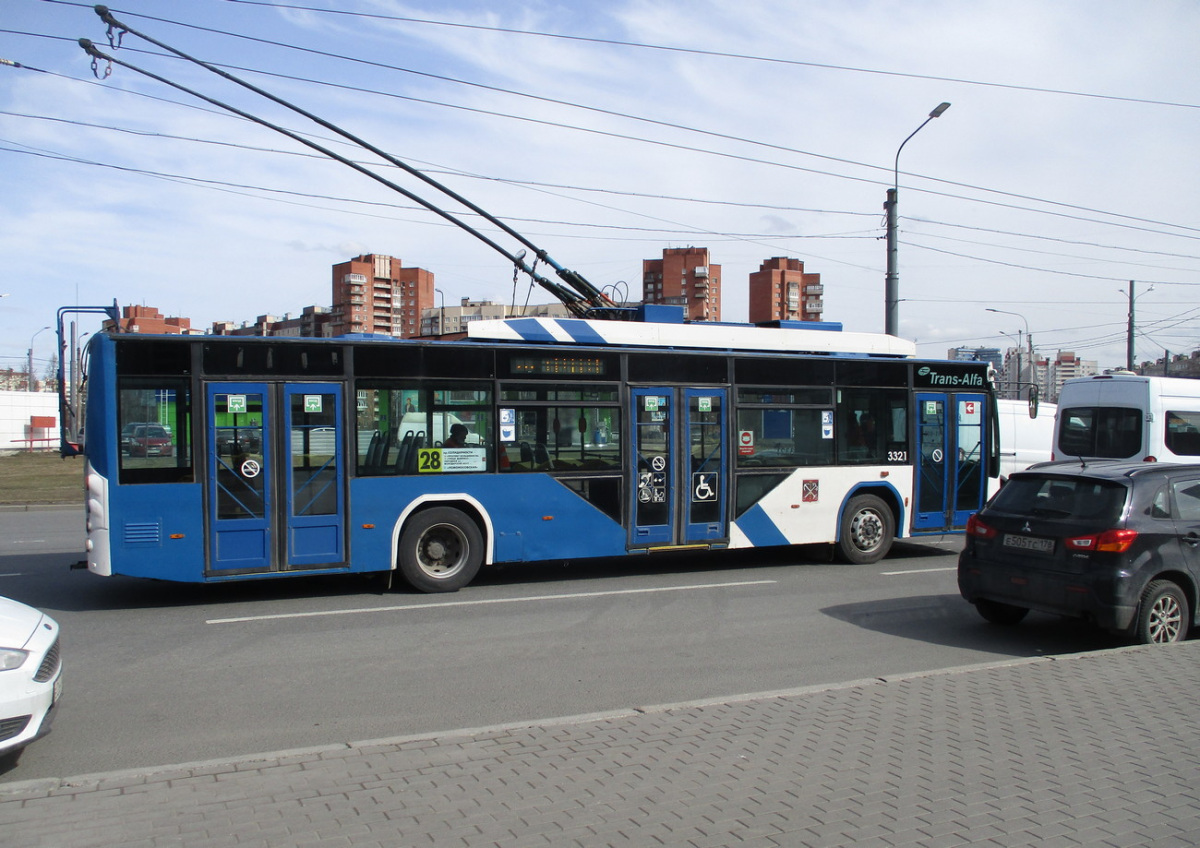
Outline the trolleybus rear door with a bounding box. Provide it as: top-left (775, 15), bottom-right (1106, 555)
top-left (207, 383), bottom-right (348, 574)
top-left (684, 388), bottom-right (727, 543)
top-left (630, 387), bottom-right (728, 548)
top-left (282, 385), bottom-right (345, 568)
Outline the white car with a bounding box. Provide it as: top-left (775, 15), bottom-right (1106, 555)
top-left (0, 596), bottom-right (62, 759)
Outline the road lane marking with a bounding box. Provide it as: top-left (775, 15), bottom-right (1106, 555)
top-left (880, 566), bottom-right (956, 576)
top-left (207, 579), bottom-right (778, 625)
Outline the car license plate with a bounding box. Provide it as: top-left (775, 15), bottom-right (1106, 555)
top-left (1003, 533), bottom-right (1053, 553)
top-left (52, 675), bottom-right (63, 705)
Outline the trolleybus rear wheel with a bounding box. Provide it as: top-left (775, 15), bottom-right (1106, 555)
top-left (397, 507), bottom-right (484, 593)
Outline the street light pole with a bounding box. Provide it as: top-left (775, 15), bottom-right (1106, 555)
top-left (987, 308), bottom-right (1032, 399)
top-left (885, 102), bottom-right (950, 337)
top-left (999, 330), bottom-right (1024, 399)
top-left (27, 325), bottom-right (50, 392)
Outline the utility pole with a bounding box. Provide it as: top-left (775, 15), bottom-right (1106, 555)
top-left (1126, 280), bottom-right (1135, 371)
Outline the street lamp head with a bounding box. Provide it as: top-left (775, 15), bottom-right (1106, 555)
top-left (884, 101), bottom-right (953, 337)
top-left (985, 307), bottom-right (1030, 332)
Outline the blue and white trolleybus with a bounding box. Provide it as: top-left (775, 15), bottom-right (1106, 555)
top-left (67, 308), bottom-right (998, 592)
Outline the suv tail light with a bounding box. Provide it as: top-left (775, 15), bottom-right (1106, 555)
top-left (966, 513), bottom-right (997, 540)
top-left (1065, 528), bottom-right (1138, 553)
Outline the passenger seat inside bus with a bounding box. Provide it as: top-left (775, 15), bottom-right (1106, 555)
top-left (392, 430), bottom-right (425, 474)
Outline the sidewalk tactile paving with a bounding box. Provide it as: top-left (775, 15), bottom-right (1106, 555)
top-left (4, 644), bottom-right (1200, 846)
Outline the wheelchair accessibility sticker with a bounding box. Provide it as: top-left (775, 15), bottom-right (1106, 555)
top-left (692, 472), bottom-right (718, 502)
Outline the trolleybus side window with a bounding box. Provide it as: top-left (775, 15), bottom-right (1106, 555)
top-left (836, 390), bottom-right (908, 464)
top-left (356, 382), bottom-right (492, 475)
top-left (117, 377), bottom-right (193, 484)
top-left (498, 386), bottom-right (621, 472)
top-left (735, 388), bottom-right (834, 469)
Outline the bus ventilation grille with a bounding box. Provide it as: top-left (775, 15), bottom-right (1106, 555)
top-left (123, 522), bottom-right (163, 546)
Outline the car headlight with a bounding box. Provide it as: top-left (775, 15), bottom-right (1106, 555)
top-left (0, 648), bottom-right (30, 671)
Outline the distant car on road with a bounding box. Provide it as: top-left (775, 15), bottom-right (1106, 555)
top-left (120, 421), bottom-right (172, 455)
top-left (215, 428), bottom-right (262, 456)
top-left (959, 461), bottom-right (1200, 645)
top-left (0, 596), bottom-right (62, 762)
top-left (126, 424), bottom-right (174, 458)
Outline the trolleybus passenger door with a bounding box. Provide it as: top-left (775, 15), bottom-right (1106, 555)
top-left (629, 387), bottom-right (728, 548)
top-left (207, 383), bottom-right (348, 574)
top-left (208, 383), bottom-right (271, 572)
top-left (282, 384), bottom-right (346, 569)
top-left (684, 388), bottom-right (727, 543)
top-left (913, 392), bottom-right (988, 531)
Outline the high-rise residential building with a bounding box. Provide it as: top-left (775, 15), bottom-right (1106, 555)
top-left (642, 247), bottom-right (720, 322)
top-left (948, 346), bottom-right (1002, 371)
top-left (331, 253), bottom-right (434, 338)
top-left (748, 257), bottom-right (824, 324)
top-left (1048, 351), bottom-right (1097, 401)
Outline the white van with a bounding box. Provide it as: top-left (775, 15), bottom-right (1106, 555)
top-left (995, 397), bottom-right (1057, 486)
top-left (1053, 374), bottom-right (1200, 463)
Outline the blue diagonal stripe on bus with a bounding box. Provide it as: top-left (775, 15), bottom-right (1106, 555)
top-left (557, 320), bottom-right (609, 345)
top-left (505, 318), bottom-right (560, 342)
top-left (735, 503), bottom-right (790, 547)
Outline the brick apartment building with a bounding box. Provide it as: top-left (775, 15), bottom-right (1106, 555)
top-left (642, 247), bottom-right (721, 321)
top-left (747, 257), bottom-right (824, 324)
top-left (104, 305), bottom-right (192, 334)
top-left (331, 254), bottom-right (434, 338)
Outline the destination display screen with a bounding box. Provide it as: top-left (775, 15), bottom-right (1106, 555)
top-left (510, 356), bottom-right (609, 376)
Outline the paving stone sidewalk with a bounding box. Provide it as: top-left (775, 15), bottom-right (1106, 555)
top-left (3, 643), bottom-right (1200, 847)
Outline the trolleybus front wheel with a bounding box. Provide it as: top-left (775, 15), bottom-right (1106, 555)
top-left (837, 494), bottom-right (894, 564)
top-left (397, 507), bottom-right (484, 593)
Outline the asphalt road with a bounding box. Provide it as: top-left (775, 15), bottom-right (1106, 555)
top-left (0, 508), bottom-right (1125, 784)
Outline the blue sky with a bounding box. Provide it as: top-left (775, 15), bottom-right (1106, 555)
top-left (2, 0), bottom-right (1198, 376)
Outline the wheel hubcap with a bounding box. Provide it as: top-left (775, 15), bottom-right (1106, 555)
top-left (418, 525), bottom-right (466, 577)
top-left (1149, 595), bottom-right (1184, 643)
top-left (851, 510), bottom-right (883, 551)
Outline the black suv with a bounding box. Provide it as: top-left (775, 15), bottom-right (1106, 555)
top-left (958, 461), bottom-right (1200, 644)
